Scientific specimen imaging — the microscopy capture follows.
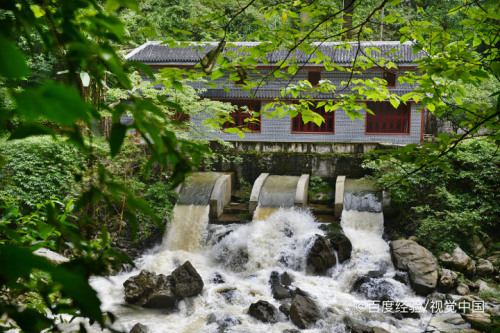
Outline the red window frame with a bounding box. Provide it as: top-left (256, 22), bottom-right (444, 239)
top-left (291, 105), bottom-right (335, 134)
top-left (235, 70), bottom-right (248, 86)
top-left (171, 111), bottom-right (190, 123)
top-left (308, 71), bottom-right (321, 86)
top-left (222, 100), bottom-right (261, 133)
top-left (365, 101), bottom-right (410, 134)
top-left (383, 70), bottom-right (397, 88)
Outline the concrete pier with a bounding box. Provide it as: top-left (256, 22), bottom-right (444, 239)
top-left (334, 176), bottom-right (346, 218)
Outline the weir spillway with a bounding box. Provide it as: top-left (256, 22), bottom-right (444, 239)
top-left (81, 174), bottom-right (431, 333)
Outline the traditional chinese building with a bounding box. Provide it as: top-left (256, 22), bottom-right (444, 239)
top-left (126, 41), bottom-right (426, 145)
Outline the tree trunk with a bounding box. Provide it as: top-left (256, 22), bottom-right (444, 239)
top-left (342, 0), bottom-right (355, 40)
top-left (380, 6), bottom-right (385, 41)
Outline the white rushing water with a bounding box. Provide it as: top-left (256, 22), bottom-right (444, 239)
top-left (84, 205), bottom-right (430, 332)
top-left (80, 176), bottom-right (433, 332)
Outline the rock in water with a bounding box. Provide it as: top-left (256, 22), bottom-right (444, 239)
top-left (272, 283), bottom-right (292, 300)
top-left (129, 323), bottom-right (149, 333)
top-left (289, 295), bottom-right (322, 329)
top-left (390, 240), bottom-right (438, 295)
top-left (307, 235), bottom-right (336, 274)
top-left (143, 275), bottom-right (177, 308)
top-left (123, 270), bottom-right (177, 309)
top-left (439, 246), bottom-right (476, 276)
top-left (321, 223), bottom-right (352, 263)
top-left (248, 300), bottom-right (280, 323)
top-left (171, 261), bottom-right (204, 297)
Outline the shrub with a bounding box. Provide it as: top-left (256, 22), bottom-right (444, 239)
top-left (366, 138), bottom-right (500, 254)
top-left (0, 137), bottom-right (85, 209)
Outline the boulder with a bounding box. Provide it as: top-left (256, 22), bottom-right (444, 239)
top-left (123, 270), bottom-right (177, 309)
top-left (289, 295), bottom-right (322, 329)
top-left (171, 261), bottom-right (204, 298)
top-left (279, 303), bottom-right (291, 317)
top-left (248, 300), bottom-right (280, 323)
top-left (281, 272), bottom-right (293, 287)
top-left (457, 295), bottom-right (483, 314)
top-left (468, 235), bottom-right (487, 257)
top-left (307, 235), bottom-right (336, 274)
top-left (367, 261), bottom-right (388, 278)
top-left (439, 246), bottom-right (476, 276)
top-left (390, 240), bottom-right (438, 295)
top-left (142, 274), bottom-right (177, 308)
top-left (269, 271), bottom-right (293, 287)
top-left (456, 283), bottom-right (470, 296)
top-left (272, 284), bottom-right (292, 300)
top-left (383, 298), bottom-right (420, 320)
top-left (424, 313), bottom-right (470, 333)
top-left (352, 276), bottom-right (371, 292)
top-left (393, 271), bottom-right (409, 285)
top-left (438, 268), bottom-right (458, 292)
top-left (487, 251), bottom-right (500, 266)
top-left (461, 312), bottom-right (492, 331)
top-left (129, 323), bottom-right (149, 333)
top-left (476, 259), bottom-right (494, 277)
top-left (475, 279), bottom-right (494, 293)
top-left (344, 318), bottom-right (391, 333)
top-left (283, 330), bottom-right (300, 333)
top-left (358, 280), bottom-right (394, 301)
top-left (424, 293), bottom-right (449, 314)
top-left (321, 223), bottom-right (352, 263)
top-left (465, 279), bottom-right (479, 292)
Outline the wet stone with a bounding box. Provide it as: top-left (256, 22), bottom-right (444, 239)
top-left (171, 261), bottom-right (204, 298)
top-left (206, 313), bottom-right (217, 325)
top-left (367, 261), bottom-right (388, 278)
top-left (279, 303), bottom-right (291, 317)
top-left (212, 273), bottom-right (225, 284)
top-left (248, 300), bottom-right (280, 323)
top-left (358, 279), bottom-right (394, 301)
top-left (129, 323), bottom-right (149, 333)
top-left (272, 284), bottom-right (292, 300)
top-left (217, 316), bottom-right (241, 333)
top-left (289, 295), bottom-right (322, 329)
top-left (393, 271), bottom-right (409, 285)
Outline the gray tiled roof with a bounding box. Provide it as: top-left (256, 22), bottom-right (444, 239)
top-left (126, 41), bottom-right (425, 66)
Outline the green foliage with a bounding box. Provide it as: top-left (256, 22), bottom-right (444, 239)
top-left (366, 138), bottom-right (500, 254)
top-left (308, 176), bottom-right (333, 204)
top-left (0, 137), bottom-right (85, 209)
top-left (0, 0), bottom-right (499, 330)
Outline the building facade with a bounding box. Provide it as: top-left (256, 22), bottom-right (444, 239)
top-left (126, 41), bottom-right (426, 145)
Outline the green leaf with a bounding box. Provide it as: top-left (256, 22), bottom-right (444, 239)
top-left (172, 80), bottom-right (183, 92)
top-left (163, 100), bottom-right (182, 112)
top-left (211, 69), bottom-right (225, 80)
top-left (105, 0), bottom-right (139, 13)
top-left (0, 36), bottom-right (29, 79)
top-left (8, 124), bottom-right (54, 140)
top-left (16, 82), bottom-right (90, 126)
top-left (127, 61), bottom-right (155, 79)
top-left (282, 11), bottom-right (288, 24)
top-left (109, 123), bottom-right (127, 157)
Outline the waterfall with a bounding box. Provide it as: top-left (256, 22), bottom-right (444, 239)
top-left (253, 175), bottom-right (299, 220)
top-left (163, 172), bottom-right (222, 252)
top-left (80, 177), bottom-right (431, 333)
